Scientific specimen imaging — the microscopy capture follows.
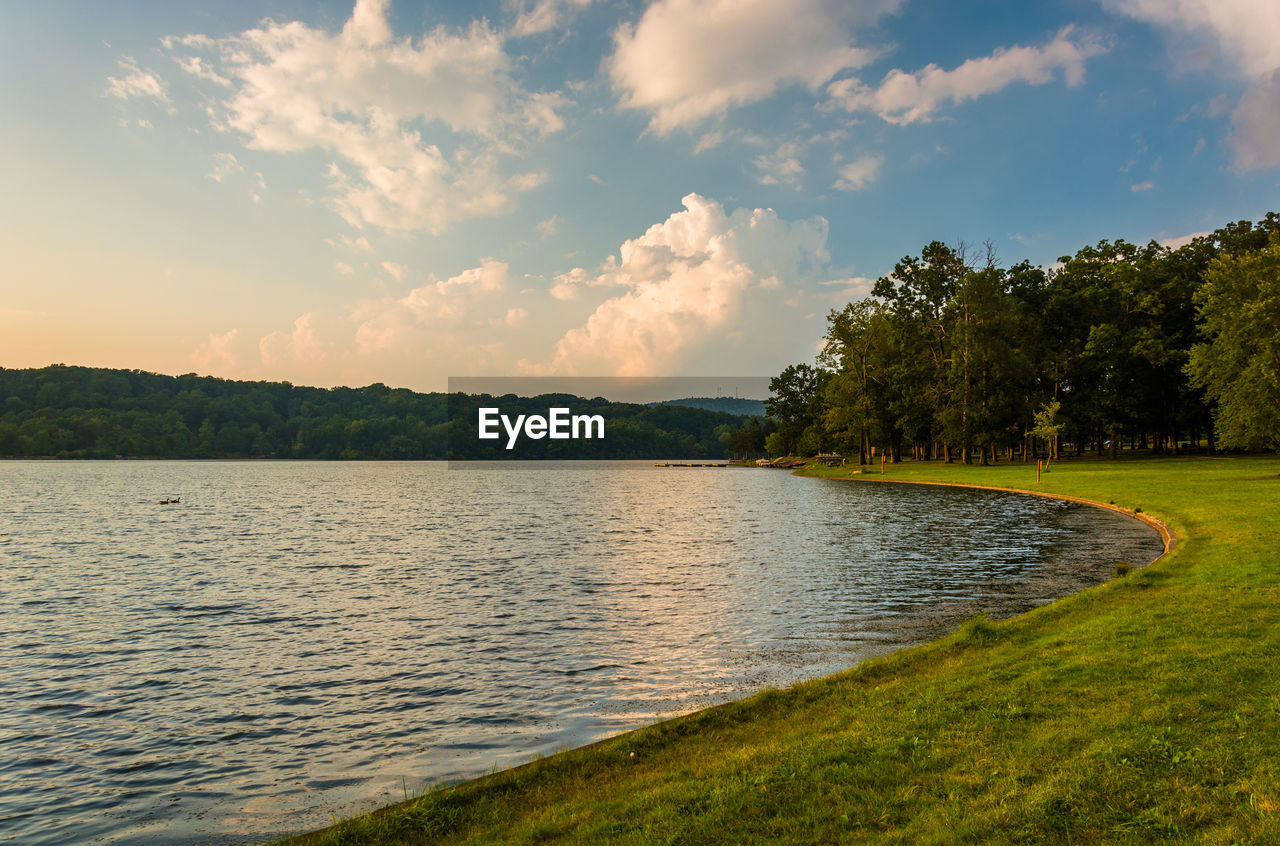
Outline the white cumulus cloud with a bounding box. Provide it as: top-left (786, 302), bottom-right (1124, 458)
top-left (536, 193), bottom-right (830, 375)
top-left (192, 329), bottom-right (242, 375)
top-left (165, 0), bottom-right (564, 233)
top-left (827, 26), bottom-right (1106, 124)
top-left (260, 313), bottom-right (324, 367)
top-left (608, 0), bottom-right (898, 133)
top-left (353, 259), bottom-right (509, 353)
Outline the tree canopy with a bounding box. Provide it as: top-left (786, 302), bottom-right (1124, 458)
top-left (1188, 231), bottom-right (1280, 451)
top-left (767, 212), bottom-right (1280, 462)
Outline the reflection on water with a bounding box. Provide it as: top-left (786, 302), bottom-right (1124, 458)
top-left (0, 460), bottom-right (1162, 844)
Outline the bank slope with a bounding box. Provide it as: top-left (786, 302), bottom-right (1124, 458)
top-left (282, 456), bottom-right (1280, 844)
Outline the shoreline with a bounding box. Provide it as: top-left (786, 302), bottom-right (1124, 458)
top-left (794, 467), bottom-right (1177, 563)
top-left (278, 456), bottom-right (1280, 845)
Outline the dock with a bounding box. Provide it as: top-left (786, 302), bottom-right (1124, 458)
top-left (653, 462), bottom-right (728, 467)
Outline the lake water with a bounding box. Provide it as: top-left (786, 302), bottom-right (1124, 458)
top-left (0, 461), bottom-right (1163, 844)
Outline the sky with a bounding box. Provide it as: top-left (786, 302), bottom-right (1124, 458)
top-left (1, 0), bottom-right (1278, 392)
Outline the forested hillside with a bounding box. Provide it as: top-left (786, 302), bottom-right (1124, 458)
top-left (0, 367), bottom-right (749, 459)
top-left (655, 397), bottom-right (769, 417)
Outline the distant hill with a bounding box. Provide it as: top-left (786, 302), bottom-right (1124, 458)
top-left (0, 365), bottom-right (754, 460)
top-left (654, 396), bottom-right (768, 417)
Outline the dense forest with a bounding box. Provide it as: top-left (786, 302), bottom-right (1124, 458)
top-left (0, 367), bottom-right (755, 459)
top-left (752, 213), bottom-right (1280, 463)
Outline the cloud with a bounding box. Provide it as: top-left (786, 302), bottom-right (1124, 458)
top-left (536, 215), bottom-right (561, 238)
top-left (693, 131), bottom-right (724, 154)
top-left (192, 329), bottom-right (242, 374)
top-left (1230, 69), bottom-right (1280, 170)
top-left (1160, 230), bottom-right (1212, 249)
top-left (833, 154), bottom-right (882, 190)
top-left (827, 26), bottom-right (1106, 124)
top-left (547, 265), bottom-right (603, 300)
top-left (523, 91), bottom-right (571, 135)
top-left (535, 193), bottom-right (830, 375)
top-left (380, 261), bottom-right (408, 282)
top-left (207, 152), bottom-right (265, 202)
top-left (260, 313), bottom-right (324, 366)
top-left (753, 143), bottom-right (805, 186)
top-left (1131, 180), bottom-right (1155, 191)
top-left (608, 0), bottom-right (898, 133)
top-left (335, 261), bottom-right (355, 275)
top-left (509, 0), bottom-right (595, 37)
top-left (105, 57), bottom-right (169, 102)
top-left (166, 0), bottom-right (564, 233)
top-left (174, 55), bottom-right (230, 87)
top-left (353, 259), bottom-right (509, 353)
top-left (1104, 0), bottom-right (1280, 170)
top-left (207, 152), bottom-right (243, 182)
top-left (1104, 0), bottom-right (1280, 78)
top-left (329, 234), bottom-right (373, 252)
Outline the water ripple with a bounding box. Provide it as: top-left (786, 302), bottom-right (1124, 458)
top-left (0, 460), bottom-right (1161, 844)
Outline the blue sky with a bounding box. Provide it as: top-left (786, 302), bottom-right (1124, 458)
top-left (1, 0), bottom-right (1277, 390)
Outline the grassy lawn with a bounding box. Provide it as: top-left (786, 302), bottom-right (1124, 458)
top-left (280, 456), bottom-right (1280, 844)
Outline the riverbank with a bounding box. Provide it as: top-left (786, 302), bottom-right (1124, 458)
top-left (280, 455), bottom-right (1280, 844)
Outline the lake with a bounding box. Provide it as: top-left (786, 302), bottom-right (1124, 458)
top-left (0, 461), bottom-right (1163, 844)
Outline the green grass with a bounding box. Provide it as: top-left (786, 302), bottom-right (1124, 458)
top-left (278, 455), bottom-right (1280, 844)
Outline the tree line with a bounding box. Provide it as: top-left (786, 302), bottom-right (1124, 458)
top-left (757, 213), bottom-right (1280, 463)
top-left (0, 366), bottom-right (751, 460)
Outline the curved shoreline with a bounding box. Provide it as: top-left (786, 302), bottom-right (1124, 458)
top-left (284, 457), bottom-right (1280, 845)
top-left (797, 469), bottom-right (1177, 565)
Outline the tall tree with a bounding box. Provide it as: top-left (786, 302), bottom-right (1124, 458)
top-left (1187, 232), bottom-right (1280, 451)
top-left (872, 240), bottom-right (971, 461)
top-left (820, 300), bottom-right (892, 464)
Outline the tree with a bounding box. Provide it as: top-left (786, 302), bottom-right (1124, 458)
top-left (941, 263), bottom-right (1029, 464)
top-left (820, 300), bottom-right (892, 464)
top-left (765, 364), bottom-right (829, 455)
top-left (1187, 232), bottom-right (1280, 450)
top-left (1032, 400), bottom-right (1064, 461)
top-left (727, 417), bottom-right (770, 456)
top-left (872, 240), bottom-right (972, 461)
